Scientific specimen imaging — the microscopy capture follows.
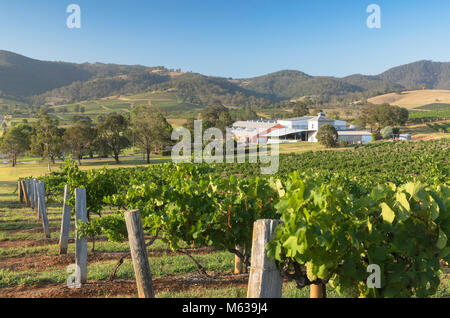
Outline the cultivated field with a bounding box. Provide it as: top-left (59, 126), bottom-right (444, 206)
top-left (0, 158), bottom-right (337, 298)
top-left (1, 139), bottom-right (449, 298)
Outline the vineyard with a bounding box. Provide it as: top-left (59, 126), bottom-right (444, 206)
top-left (1, 139), bottom-right (449, 298)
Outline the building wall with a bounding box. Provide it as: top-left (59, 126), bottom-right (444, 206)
top-left (278, 119), bottom-right (309, 130)
top-left (338, 134), bottom-right (372, 144)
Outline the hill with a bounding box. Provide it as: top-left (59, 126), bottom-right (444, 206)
top-left (2, 50), bottom-right (450, 114)
top-left (378, 60), bottom-right (450, 89)
top-left (0, 50), bottom-right (167, 100)
top-left (367, 89), bottom-right (450, 109)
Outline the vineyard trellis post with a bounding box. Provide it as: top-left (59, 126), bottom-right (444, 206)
top-left (18, 180), bottom-right (23, 203)
top-left (23, 179), bottom-right (30, 207)
top-left (37, 181), bottom-right (51, 239)
top-left (124, 209), bottom-right (155, 298)
top-left (234, 245), bottom-right (244, 274)
top-left (247, 219), bottom-right (283, 298)
top-left (30, 178), bottom-right (35, 210)
top-left (310, 283), bottom-right (327, 298)
top-left (59, 185), bottom-right (72, 255)
top-left (34, 179), bottom-right (40, 218)
top-left (75, 188), bottom-right (88, 284)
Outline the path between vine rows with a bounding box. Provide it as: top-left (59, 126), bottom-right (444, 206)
top-left (0, 240), bottom-right (249, 297)
top-left (0, 274), bottom-right (250, 298)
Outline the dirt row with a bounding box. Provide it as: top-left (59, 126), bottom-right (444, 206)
top-left (0, 246), bottom-right (217, 272)
top-left (0, 274), bottom-right (250, 298)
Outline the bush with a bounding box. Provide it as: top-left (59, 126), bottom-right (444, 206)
top-left (161, 150), bottom-right (171, 156)
top-left (316, 124), bottom-right (338, 147)
top-left (381, 126), bottom-right (393, 139)
top-left (371, 132), bottom-right (381, 142)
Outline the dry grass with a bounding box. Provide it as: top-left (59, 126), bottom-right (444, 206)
top-left (368, 89), bottom-right (450, 109)
top-left (167, 118), bottom-right (187, 128)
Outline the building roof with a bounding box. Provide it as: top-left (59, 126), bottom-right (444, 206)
top-left (278, 116), bottom-right (314, 122)
top-left (263, 128), bottom-right (308, 137)
top-left (232, 120), bottom-right (277, 130)
top-left (338, 131), bottom-right (372, 136)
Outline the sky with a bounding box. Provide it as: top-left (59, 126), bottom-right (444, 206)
top-left (1, 0), bottom-right (450, 78)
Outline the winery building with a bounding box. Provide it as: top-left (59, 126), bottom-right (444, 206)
top-left (230, 113), bottom-right (371, 145)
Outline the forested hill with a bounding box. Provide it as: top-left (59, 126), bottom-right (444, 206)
top-left (0, 50), bottom-right (166, 100)
top-left (1, 50), bottom-right (450, 107)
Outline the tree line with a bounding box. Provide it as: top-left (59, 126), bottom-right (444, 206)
top-left (0, 105), bottom-right (173, 167)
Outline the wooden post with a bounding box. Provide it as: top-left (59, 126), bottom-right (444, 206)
top-left (247, 219), bottom-right (283, 298)
top-left (37, 181), bottom-right (51, 239)
top-left (34, 179), bottom-right (40, 218)
top-left (18, 180), bottom-right (23, 203)
top-left (59, 185), bottom-right (72, 255)
top-left (75, 188), bottom-right (88, 284)
top-left (30, 178), bottom-right (36, 210)
top-left (234, 245), bottom-right (244, 274)
top-left (25, 179), bottom-right (31, 208)
top-left (310, 283), bottom-right (326, 298)
top-left (21, 180), bottom-right (30, 207)
top-left (124, 209), bottom-right (155, 298)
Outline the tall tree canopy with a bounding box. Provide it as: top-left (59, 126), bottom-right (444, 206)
top-left (0, 124), bottom-right (32, 167)
top-left (358, 104), bottom-right (409, 131)
top-left (63, 121), bottom-right (97, 165)
top-left (291, 101), bottom-right (310, 117)
top-left (95, 113), bottom-right (130, 163)
top-left (30, 110), bottom-right (64, 164)
top-left (130, 105), bottom-right (173, 163)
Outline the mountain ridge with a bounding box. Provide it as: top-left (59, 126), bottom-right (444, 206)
top-left (1, 50), bottom-right (450, 107)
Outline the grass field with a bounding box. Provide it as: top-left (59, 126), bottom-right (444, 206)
top-left (368, 89), bottom-right (450, 109)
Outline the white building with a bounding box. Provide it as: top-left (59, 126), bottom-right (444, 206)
top-left (230, 112), bottom-right (372, 145)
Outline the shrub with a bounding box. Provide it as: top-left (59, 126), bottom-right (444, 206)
top-left (381, 126), bottom-right (393, 139)
top-left (316, 124), bottom-right (338, 148)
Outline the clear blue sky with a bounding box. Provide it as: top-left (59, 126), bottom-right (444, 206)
top-left (1, 0), bottom-right (449, 78)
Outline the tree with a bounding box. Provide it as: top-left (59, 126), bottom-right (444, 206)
top-left (380, 126), bottom-right (393, 139)
top-left (0, 124), bottom-right (32, 167)
top-left (292, 101), bottom-right (309, 117)
top-left (200, 104), bottom-right (229, 129)
top-left (130, 105), bottom-right (173, 163)
top-left (216, 111), bottom-right (233, 133)
top-left (95, 114), bottom-right (130, 163)
top-left (316, 124), bottom-right (338, 148)
top-left (30, 110), bottom-right (64, 164)
top-left (63, 122), bottom-right (97, 165)
top-left (359, 104), bottom-right (409, 131)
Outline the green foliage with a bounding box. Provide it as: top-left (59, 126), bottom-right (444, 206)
top-left (409, 108), bottom-right (450, 123)
top-left (380, 126), bottom-right (393, 139)
top-left (0, 124), bottom-right (32, 166)
top-left (266, 172), bottom-right (450, 298)
top-left (291, 101), bottom-right (309, 117)
top-left (63, 121), bottom-right (97, 164)
top-left (130, 105), bottom-right (173, 163)
top-left (95, 113), bottom-right (130, 163)
top-left (359, 104), bottom-right (409, 130)
top-left (29, 110), bottom-right (64, 163)
top-left (40, 138), bottom-right (449, 298)
top-left (316, 124), bottom-right (338, 148)
top-left (426, 123), bottom-right (450, 133)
